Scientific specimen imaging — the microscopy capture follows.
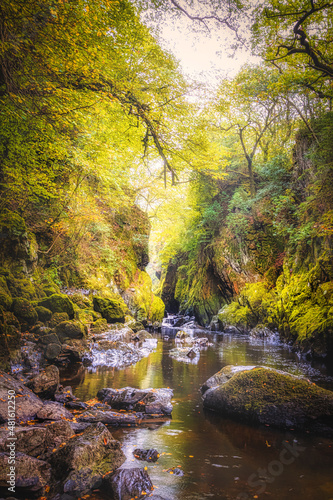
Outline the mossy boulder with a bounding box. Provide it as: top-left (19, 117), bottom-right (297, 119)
top-left (202, 366), bottom-right (333, 436)
top-left (38, 293), bottom-right (75, 318)
top-left (71, 293), bottom-right (93, 309)
top-left (7, 276), bottom-right (37, 300)
top-left (11, 297), bottom-right (38, 326)
top-left (90, 318), bottom-right (108, 334)
top-left (93, 296), bottom-right (126, 324)
top-left (49, 312), bottom-right (70, 327)
top-left (75, 308), bottom-right (95, 324)
top-left (35, 306), bottom-right (52, 323)
top-left (56, 320), bottom-right (86, 342)
top-left (42, 284), bottom-right (60, 297)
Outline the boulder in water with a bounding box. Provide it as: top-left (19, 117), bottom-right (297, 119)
top-left (97, 386), bottom-right (173, 416)
top-left (202, 365), bottom-right (333, 435)
top-left (103, 467), bottom-right (153, 500)
top-left (133, 448), bottom-right (160, 462)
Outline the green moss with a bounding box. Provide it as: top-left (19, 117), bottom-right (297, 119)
top-left (71, 293), bottom-right (93, 309)
top-left (35, 306), bottom-right (53, 323)
top-left (49, 312), bottom-right (70, 327)
top-left (42, 285), bottom-right (61, 297)
top-left (75, 308), bottom-right (95, 324)
top-left (93, 296), bottom-right (127, 324)
top-left (218, 367), bottom-right (333, 414)
top-left (0, 278), bottom-right (12, 310)
top-left (38, 293), bottom-right (75, 318)
top-left (149, 295), bottom-right (165, 323)
top-left (7, 277), bottom-right (37, 300)
top-left (56, 320), bottom-right (86, 341)
top-left (11, 297), bottom-right (38, 326)
top-left (90, 318), bottom-right (108, 333)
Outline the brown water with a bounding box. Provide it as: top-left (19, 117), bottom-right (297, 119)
top-left (69, 330), bottom-right (333, 500)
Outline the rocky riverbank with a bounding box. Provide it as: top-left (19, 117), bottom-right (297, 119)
top-left (0, 367), bottom-right (173, 499)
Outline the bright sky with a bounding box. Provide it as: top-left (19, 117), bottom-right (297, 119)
top-left (147, 11), bottom-right (260, 86)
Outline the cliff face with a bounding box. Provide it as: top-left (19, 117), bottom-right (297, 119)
top-left (0, 201), bottom-right (163, 367)
top-left (160, 113), bottom-right (333, 356)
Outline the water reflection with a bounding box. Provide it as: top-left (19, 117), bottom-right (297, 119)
top-left (70, 330), bottom-right (333, 500)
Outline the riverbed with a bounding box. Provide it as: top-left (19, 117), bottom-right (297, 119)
top-left (67, 327), bottom-right (333, 500)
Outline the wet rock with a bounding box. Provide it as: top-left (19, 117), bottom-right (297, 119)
top-left (44, 342), bottom-right (62, 361)
top-left (27, 365), bottom-right (59, 399)
top-left (133, 448), bottom-right (160, 462)
top-left (21, 341), bottom-right (42, 369)
top-left (38, 332), bottom-right (61, 345)
top-left (132, 330), bottom-right (152, 342)
top-left (201, 365), bottom-right (257, 394)
top-left (202, 365), bottom-right (333, 435)
top-left (60, 344), bottom-right (83, 362)
top-left (0, 452), bottom-right (51, 494)
top-left (78, 409), bottom-right (139, 426)
top-left (54, 385), bottom-right (75, 403)
top-left (69, 421), bottom-right (92, 433)
top-left (250, 324), bottom-right (275, 339)
top-left (103, 467), bottom-right (153, 500)
top-left (63, 468), bottom-right (103, 496)
top-left (166, 467), bottom-right (184, 476)
top-left (49, 422), bottom-right (125, 480)
top-left (97, 387), bottom-right (173, 416)
top-left (37, 401), bottom-right (74, 421)
top-left (43, 419), bottom-right (75, 451)
top-left (175, 330), bottom-right (190, 341)
top-left (0, 370), bottom-right (43, 423)
top-left (169, 347), bottom-right (200, 364)
top-left (0, 425), bottom-right (46, 457)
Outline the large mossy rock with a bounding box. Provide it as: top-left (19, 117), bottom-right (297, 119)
top-left (90, 317), bottom-right (109, 333)
top-left (38, 293), bottom-right (75, 318)
top-left (56, 320), bottom-right (86, 342)
top-left (202, 366), bottom-right (333, 435)
top-left (11, 297), bottom-right (38, 327)
top-left (35, 305), bottom-right (52, 322)
top-left (93, 296), bottom-right (126, 324)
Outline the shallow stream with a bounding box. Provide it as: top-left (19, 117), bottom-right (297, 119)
top-left (65, 326), bottom-right (333, 500)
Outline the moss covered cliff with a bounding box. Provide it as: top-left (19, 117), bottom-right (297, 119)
top-left (159, 113), bottom-right (333, 357)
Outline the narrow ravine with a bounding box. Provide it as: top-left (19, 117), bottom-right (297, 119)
top-left (68, 324), bottom-right (333, 500)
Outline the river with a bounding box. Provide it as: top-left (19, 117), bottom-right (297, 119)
top-left (66, 326), bottom-right (333, 500)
